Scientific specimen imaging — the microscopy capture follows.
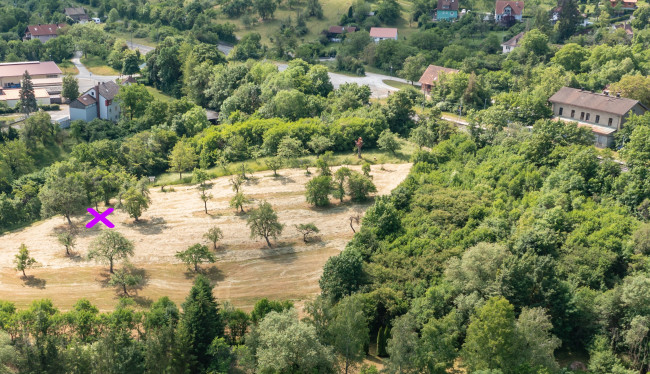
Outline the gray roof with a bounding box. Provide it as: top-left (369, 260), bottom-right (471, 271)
top-left (98, 81), bottom-right (119, 100)
top-left (502, 31), bottom-right (524, 47)
top-left (549, 87), bottom-right (647, 116)
top-left (65, 7), bottom-right (86, 16)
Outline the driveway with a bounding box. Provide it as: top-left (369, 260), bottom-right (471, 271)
top-left (277, 63), bottom-right (414, 98)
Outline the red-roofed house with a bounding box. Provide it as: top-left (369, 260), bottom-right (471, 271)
top-left (495, 1), bottom-right (524, 24)
top-left (369, 27), bottom-right (398, 42)
top-left (326, 26), bottom-right (357, 41)
top-left (418, 65), bottom-right (459, 95)
top-left (610, 0), bottom-right (637, 10)
top-left (23, 23), bottom-right (66, 42)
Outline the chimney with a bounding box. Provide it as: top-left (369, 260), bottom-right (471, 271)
top-left (95, 84), bottom-right (100, 119)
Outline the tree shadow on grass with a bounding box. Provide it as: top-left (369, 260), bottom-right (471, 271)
top-left (183, 265), bottom-right (224, 282)
top-left (127, 216), bottom-right (167, 235)
top-left (263, 243), bottom-right (297, 264)
top-left (23, 275), bottom-right (46, 289)
top-left (278, 175), bottom-right (296, 185)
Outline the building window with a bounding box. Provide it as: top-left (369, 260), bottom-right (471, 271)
top-left (580, 112), bottom-right (585, 120)
top-left (559, 107), bottom-right (563, 115)
top-left (586, 113), bottom-right (590, 121)
top-left (608, 118), bottom-right (613, 126)
top-left (595, 115), bottom-right (600, 123)
top-left (571, 109), bottom-right (575, 118)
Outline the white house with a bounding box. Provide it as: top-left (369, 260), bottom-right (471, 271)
top-left (70, 81), bottom-right (121, 122)
top-left (549, 87), bottom-right (648, 148)
top-left (0, 88), bottom-right (51, 108)
top-left (501, 32), bottom-right (524, 53)
top-left (495, 1), bottom-right (524, 23)
top-left (369, 27), bottom-right (398, 42)
top-left (23, 24), bottom-right (66, 43)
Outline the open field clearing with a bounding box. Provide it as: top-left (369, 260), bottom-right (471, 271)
top-left (0, 163), bottom-right (411, 311)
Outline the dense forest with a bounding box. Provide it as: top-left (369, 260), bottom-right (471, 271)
top-left (5, 117), bottom-right (650, 372)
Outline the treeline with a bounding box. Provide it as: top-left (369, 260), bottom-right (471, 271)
top-left (0, 58), bottom-right (434, 232)
top-left (317, 117), bottom-right (650, 373)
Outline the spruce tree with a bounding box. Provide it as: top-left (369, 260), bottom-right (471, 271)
top-left (179, 275), bottom-right (225, 373)
top-left (19, 71), bottom-right (37, 115)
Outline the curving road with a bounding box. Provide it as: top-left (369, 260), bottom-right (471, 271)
top-left (277, 62), bottom-right (414, 98)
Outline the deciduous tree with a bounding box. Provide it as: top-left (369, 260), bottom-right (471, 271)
top-left (169, 139), bottom-right (198, 179)
top-left (247, 201), bottom-right (284, 247)
top-left (108, 264), bottom-right (143, 296)
top-left (14, 243), bottom-right (36, 277)
top-left (295, 223), bottom-right (320, 242)
top-left (88, 230), bottom-right (135, 273)
top-left (176, 244), bottom-right (216, 272)
top-left (204, 226), bottom-right (224, 250)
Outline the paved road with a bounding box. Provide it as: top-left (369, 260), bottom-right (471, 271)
top-left (72, 51), bottom-right (122, 93)
top-left (441, 114), bottom-right (469, 126)
top-left (126, 40), bottom-right (233, 56)
top-left (277, 63), bottom-right (414, 98)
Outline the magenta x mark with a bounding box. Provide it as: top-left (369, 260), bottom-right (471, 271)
top-left (86, 207), bottom-right (115, 228)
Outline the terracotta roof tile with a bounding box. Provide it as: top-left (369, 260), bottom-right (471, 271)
top-left (418, 65), bottom-right (459, 85)
top-left (369, 27), bottom-right (398, 39)
top-left (495, 1), bottom-right (524, 15)
top-left (26, 24), bottom-right (66, 37)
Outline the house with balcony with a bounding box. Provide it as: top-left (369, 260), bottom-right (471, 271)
top-left (549, 87), bottom-right (648, 148)
top-left (436, 0), bottom-right (459, 21)
top-left (495, 1), bottom-right (524, 24)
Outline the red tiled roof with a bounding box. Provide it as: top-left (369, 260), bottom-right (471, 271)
top-left (25, 23), bottom-right (66, 37)
top-left (495, 1), bottom-right (524, 15)
top-left (329, 26), bottom-right (344, 34)
top-left (369, 27), bottom-right (398, 38)
top-left (0, 61), bottom-right (62, 78)
top-left (418, 65), bottom-right (459, 85)
top-left (75, 93), bottom-right (96, 107)
top-left (438, 0), bottom-right (460, 11)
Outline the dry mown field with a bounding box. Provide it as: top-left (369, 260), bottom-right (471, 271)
top-left (0, 164), bottom-right (411, 312)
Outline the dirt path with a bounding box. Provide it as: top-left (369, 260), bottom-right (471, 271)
top-left (0, 164), bottom-right (411, 311)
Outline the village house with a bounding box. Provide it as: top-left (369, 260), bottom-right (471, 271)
top-left (0, 87), bottom-right (51, 108)
top-left (614, 23), bottom-right (634, 37)
top-left (70, 81), bottom-right (121, 123)
top-left (325, 26), bottom-right (357, 42)
top-left (495, 1), bottom-right (524, 24)
top-left (418, 65), bottom-right (459, 95)
top-left (23, 24), bottom-right (66, 43)
top-left (501, 31), bottom-right (524, 53)
top-left (436, 0), bottom-right (459, 21)
top-left (369, 27), bottom-right (398, 42)
top-left (0, 61), bottom-right (62, 88)
top-left (64, 7), bottom-right (90, 23)
top-left (610, 0), bottom-right (637, 10)
top-left (549, 87), bottom-right (648, 148)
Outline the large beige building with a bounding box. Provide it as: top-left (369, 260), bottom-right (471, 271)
top-left (549, 87), bottom-right (648, 148)
top-left (0, 61), bottom-right (62, 88)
